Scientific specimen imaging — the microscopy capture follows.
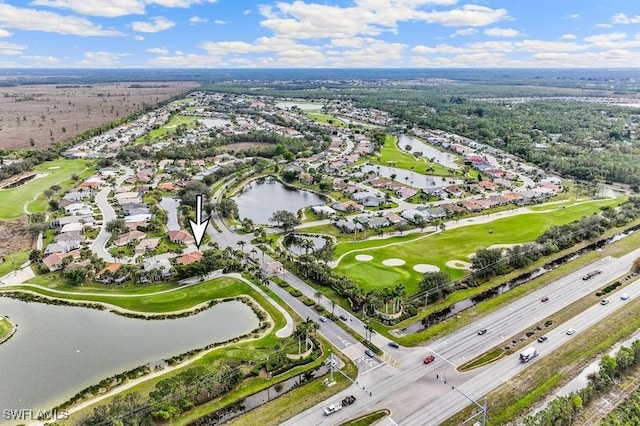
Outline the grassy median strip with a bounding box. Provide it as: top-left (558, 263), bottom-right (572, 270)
top-left (338, 409), bottom-right (391, 426)
top-left (0, 316), bottom-right (14, 341)
top-left (442, 286), bottom-right (640, 425)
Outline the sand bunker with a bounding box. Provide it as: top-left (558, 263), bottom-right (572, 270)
top-left (413, 264), bottom-right (440, 273)
top-left (487, 243), bottom-right (518, 250)
top-left (446, 260), bottom-right (473, 270)
top-left (383, 258), bottom-right (406, 266)
top-left (355, 254), bottom-right (374, 261)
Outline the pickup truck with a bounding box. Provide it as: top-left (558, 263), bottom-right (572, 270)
top-left (324, 396), bottom-right (356, 416)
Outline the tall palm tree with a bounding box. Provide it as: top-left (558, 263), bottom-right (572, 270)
top-left (393, 283), bottom-right (406, 314)
top-left (250, 248), bottom-right (258, 261)
top-left (301, 239), bottom-right (315, 256)
top-left (237, 240), bottom-right (246, 253)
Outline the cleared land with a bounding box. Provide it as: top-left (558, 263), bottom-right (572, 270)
top-left (0, 82), bottom-right (199, 149)
top-left (333, 198), bottom-right (621, 294)
top-left (0, 219), bottom-right (31, 258)
top-left (306, 113), bottom-right (348, 127)
top-left (0, 158), bottom-right (95, 220)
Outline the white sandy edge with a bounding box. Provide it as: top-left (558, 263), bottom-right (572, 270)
top-left (382, 258), bottom-right (406, 266)
top-left (355, 254), bottom-right (373, 261)
top-left (487, 243), bottom-right (518, 250)
top-left (413, 264), bottom-right (440, 273)
top-left (26, 296), bottom-right (274, 426)
top-left (446, 260), bottom-right (472, 270)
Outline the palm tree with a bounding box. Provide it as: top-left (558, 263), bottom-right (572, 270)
top-left (393, 283), bottom-right (406, 314)
top-left (331, 299), bottom-right (336, 316)
top-left (314, 290), bottom-right (322, 306)
top-left (237, 240), bottom-right (246, 253)
top-left (301, 239), bottom-right (315, 256)
top-left (250, 248), bottom-right (258, 261)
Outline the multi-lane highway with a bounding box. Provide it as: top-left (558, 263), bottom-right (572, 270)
top-left (283, 247), bottom-right (640, 425)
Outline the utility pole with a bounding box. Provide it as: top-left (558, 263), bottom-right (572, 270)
top-left (436, 373), bottom-right (487, 426)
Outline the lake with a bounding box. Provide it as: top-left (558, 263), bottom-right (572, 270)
top-left (361, 164), bottom-right (463, 190)
top-left (200, 118), bottom-right (232, 128)
top-left (0, 297), bottom-right (259, 419)
top-left (285, 235), bottom-right (327, 256)
top-left (398, 135), bottom-right (460, 169)
top-left (233, 179), bottom-right (326, 224)
top-left (275, 101), bottom-right (323, 111)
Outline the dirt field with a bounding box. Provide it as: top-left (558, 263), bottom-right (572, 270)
top-left (0, 217), bottom-right (31, 257)
top-left (0, 81), bottom-right (199, 150)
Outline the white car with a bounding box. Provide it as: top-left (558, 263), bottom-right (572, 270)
top-left (566, 328), bottom-right (576, 335)
top-left (621, 293), bottom-right (630, 300)
top-left (318, 316), bottom-right (328, 322)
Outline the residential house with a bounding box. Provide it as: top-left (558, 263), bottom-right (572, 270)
top-left (59, 222), bottom-right (85, 234)
top-left (44, 240), bottom-right (81, 256)
top-left (176, 251), bottom-right (203, 266)
top-left (114, 230), bottom-right (147, 247)
top-left (311, 205), bottom-right (337, 217)
top-left (383, 212), bottom-right (404, 225)
top-left (396, 187), bottom-right (418, 199)
top-left (361, 196), bottom-right (385, 207)
top-left (331, 200), bottom-right (364, 212)
top-left (95, 263), bottom-right (130, 284)
top-left (135, 237), bottom-right (161, 255)
top-left (400, 209), bottom-right (428, 223)
top-left (420, 207), bottom-right (447, 218)
top-left (261, 260), bottom-right (284, 275)
top-left (42, 250), bottom-right (81, 271)
top-left (142, 258), bottom-right (172, 279)
top-left (334, 219), bottom-right (363, 233)
top-left (168, 229), bottom-right (195, 245)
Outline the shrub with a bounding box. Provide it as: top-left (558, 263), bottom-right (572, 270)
top-left (314, 305), bottom-right (326, 312)
top-left (301, 297), bottom-right (315, 306)
top-left (288, 288), bottom-right (302, 297)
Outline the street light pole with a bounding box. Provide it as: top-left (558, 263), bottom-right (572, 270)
top-left (436, 373), bottom-right (487, 426)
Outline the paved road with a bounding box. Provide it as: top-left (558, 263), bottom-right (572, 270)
top-left (283, 247), bottom-right (640, 425)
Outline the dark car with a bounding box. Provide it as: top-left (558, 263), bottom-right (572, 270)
top-left (388, 341), bottom-right (400, 348)
top-left (423, 355), bottom-right (435, 364)
top-left (477, 329), bottom-right (487, 335)
top-left (541, 296), bottom-right (549, 302)
top-left (537, 336), bottom-right (548, 343)
top-left (339, 314), bottom-right (348, 321)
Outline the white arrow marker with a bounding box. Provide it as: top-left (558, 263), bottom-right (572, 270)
top-left (189, 194), bottom-right (210, 249)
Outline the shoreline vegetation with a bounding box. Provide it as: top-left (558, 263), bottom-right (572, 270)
top-left (0, 315), bottom-right (17, 345)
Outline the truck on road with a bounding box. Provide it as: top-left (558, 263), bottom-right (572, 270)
top-left (520, 346), bottom-right (539, 363)
top-left (323, 395), bottom-right (356, 415)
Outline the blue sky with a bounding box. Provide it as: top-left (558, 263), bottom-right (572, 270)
top-left (0, 0), bottom-right (639, 67)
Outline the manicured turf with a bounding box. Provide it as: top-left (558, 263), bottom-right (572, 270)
top-left (369, 135), bottom-right (453, 177)
top-left (333, 198), bottom-right (622, 294)
top-left (0, 317), bottom-right (14, 341)
top-left (0, 251), bottom-right (29, 278)
top-left (0, 158), bottom-right (95, 219)
top-left (10, 277), bottom-right (265, 313)
top-left (306, 113), bottom-right (348, 127)
top-left (136, 114), bottom-right (199, 143)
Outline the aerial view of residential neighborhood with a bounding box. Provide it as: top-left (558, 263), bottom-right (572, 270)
top-left (3, 1), bottom-right (640, 426)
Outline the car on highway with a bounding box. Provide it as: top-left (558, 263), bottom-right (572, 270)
top-left (540, 296), bottom-right (549, 302)
top-left (339, 314), bottom-right (348, 321)
top-left (537, 336), bottom-right (548, 343)
top-left (388, 341), bottom-right (400, 348)
top-left (318, 316), bottom-right (328, 322)
top-left (621, 293), bottom-right (630, 300)
top-left (423, 355), bottom-right (435, 364)
top-left (567, 328), bottom-right (576, 335)
top-left (477, 328), bottom-right (487, 335)
top-left (600, 299), bottom-right (610, 305)
top-left (364, 349), bottom-right (375, 357)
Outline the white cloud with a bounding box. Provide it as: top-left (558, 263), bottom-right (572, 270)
top-left (484, 27), bottom-right (520, 37)
top-left (132, 16), bottom-right (176, 33)
top-left (516, 39), bottom-right (586, 52)
top-left (77, 51), bottom-right (130, 66)
top-left (243, 9), bottom-right (251, 15)
top-left (0, 29), bottom-right (13, 37)
top-left (611, 13), bottom-right (640, 24)
top-left (583, 32), bottom-right (627, 44)
top-left (0, 3), bottom-right (122, 36)
top-left (419, 5), bottom-right (509, 27)
top-left (595, 23), bottom-right (613, 28)
top-left (214, 20), bottom-right (226, 24)
top-left (0, 41), bottom-right (27, 55)
top-left (327, 39), bottom-right (406, 67)
top-left (568, 14), bottom-right (579, 19)
top-left (146, 47), bottom-right (169, 55)
top-left (450, 28), bottom-right (477, 37)
top-left (29, 0), bottom-right (217, 17)
top-left (189, 16), bottom-right (207, 24)
top-left (20, 55), bottom-right (59, 65)
top-left (560, 34), bottom-right (577, 40)
top-left (134, 35), bottom-right (145, 41)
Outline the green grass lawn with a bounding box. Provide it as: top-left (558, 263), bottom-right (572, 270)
top-left (0, 251), bottom-right (29, 277)
top-left (368, 135), bottom-right (453, 177)
top-left (306, 113), bottom-right (348, 127)
top-left (0, 316), bottom-right (14, 341)
top-left (0, 159), bottom-right (95, 220)
top-left (333, 198), bottom-right (621, 294)
top-left (8, 277), bottom-right (266, 313)
top-left (136, 114), bottom-right (199, 144)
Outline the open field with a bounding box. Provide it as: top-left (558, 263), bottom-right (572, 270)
top-left (306, 113), bottom-right (348, 127)
top-left (333, 198), bottom-right (621, 294)
top-left (0, 82), bottom-right (199, 149)
top-left (0, 219), bottom-right (31, 257)
top-left (0, 158), bottom-right (95, 220)
top-left (136, 113), bottom-right (199, 144)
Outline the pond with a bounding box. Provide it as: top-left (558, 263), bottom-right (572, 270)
top-left (159, 197), bottom-right (180, 232)
top-left (361, 164), bottom-right (463, 190)
top-left (285, 235), bottom-right (327, 256)
top-left (275, 101), bottom-right (323, 111)
top-left (233, 179), bottom-right (326, 224)
top-left (200, 118), bottom-right (232, 128)
top-left (398, 135), bottom-right (460, 169)
top-left (0, 298), bottom-right (259, 419)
